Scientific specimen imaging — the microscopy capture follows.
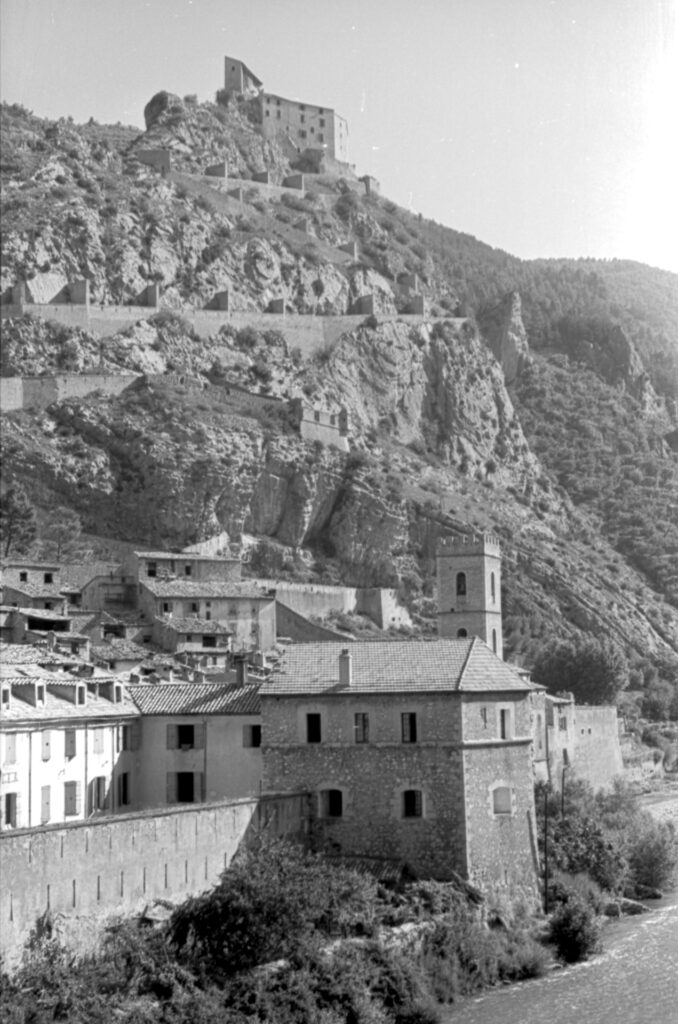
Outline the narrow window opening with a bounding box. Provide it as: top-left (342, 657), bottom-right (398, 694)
top-left (402, 790), bottom-right (423, 818)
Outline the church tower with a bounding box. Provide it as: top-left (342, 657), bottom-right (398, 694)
top-left (437, 533), bottom-right (503, 659)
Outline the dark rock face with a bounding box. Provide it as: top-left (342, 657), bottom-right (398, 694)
top-left (143, 92), bottom-right (184, 130)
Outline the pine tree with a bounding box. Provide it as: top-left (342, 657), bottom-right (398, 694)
top-left (1, 485), bottom-right (38, 557)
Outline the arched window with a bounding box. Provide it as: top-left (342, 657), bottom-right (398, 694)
top-left (536, 713), bottom-right (543, 751)
top-left (457, 628), bottom-right (468, 638)
top-left (490, 572), bottom-right (496, 603)
top-left (402, 789), bottom-right (423, 818)
top-left (492, 628), bottom-right (498, 654)
top-left (456, 572), bottom-right (466, 596)
top-left (492, 786), bottom-right (512, 815)
top-left (319, 789), bottom-right (343, 818)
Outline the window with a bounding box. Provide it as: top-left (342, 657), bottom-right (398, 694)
top-left (162, 602), bottom-right (172, 614)
top-left (44, 602), bottom-right (53, 610)
top-left (167, 771), bottom-right (204, 804)
top-left (4, 793), bottom-right (18, 828)
top-left (4, 733), bottom-right (17, 764)
top-left (480, 706), bottom-right (488, 728)
top-left (185, 634), bottom-right (193, 643)
top-left (536, 714), bottom-right (543, 751)
top-left (319, 789), bottom-right (343, 818)
top-left (41, 730), bottom-right (51, 761)
top-left (492, 629), bottom-right (498, 654)
top-left (65, 729), bottom-right (77, 759)
top-left (457, 628), bottom-right (468, 638)
top-left (190, 602), bottom-right (199, 614)
top-left (401, 713), bottom-right (417, 743)
top-left (354, 713), bottom-right (369, 743)
top-left (202, 635), bottom-right (216, 648)
top-left (147, 562), bottom-right (157, 578)
top-left (1, 688), bottom-right (9, 710)
top-left (92, 728), bottom-right (104, 754)
top-left (184, 565), bottom-right (192, 576)
top-left (243, 724), bottom-right (262, 748)
top-left (490, 572), bottom-right (496, 603)
top-left (40, 785), bottom-right (51, 824)
top-left (64, 780), bottom-right (82, 816)
top-left (402, 790), bottom-right (423, 818)
top-left (89, 776), bottom-right (108, 813)
top-left (318, 133), bottom-right (324, 143)
top-left (19, 571), bottom-right (27, 582)
top-left (300, 114), bottom-right (305, 123)
top-left (276, 110), bottom-right (281, 119)
top-left (36, 685), bottom-right (45, 705)
top-left (77, 686), bottom-right (86, 705)
top-left (558, 716), bottom-right (568, 731)
top-left (456, 572), bottom-right (467, 596)
top-left (166, 724), bottom-right (205, 750)
top-left (44, 572), bottom-right (53, 584)
top-left (314, 410), bottom-right (320, 422)
top-left (319, 116), bottom-right (325, 125)
top-left (299, 103), bottom-right (305, 111)
top-left (205, 601), bottom-right (212, 621)
top-left (118, 772), bottom-right (130, 806)
top-left (306, 713), bottom-right (322, 743)
top-left (492, 786), bottom-right (512, 815)
top-left (299, 129), bottom-right (307, 139)
top-left (499, 708), bottom-right (511, 740)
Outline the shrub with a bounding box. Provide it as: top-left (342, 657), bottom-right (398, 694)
top-left (549, 894), bottom-right (601, 962)
top-left (627, 820), bottom-right (678, 891)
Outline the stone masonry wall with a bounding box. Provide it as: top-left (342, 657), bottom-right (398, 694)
top-left (573, 705), bottom-right (623, 791)
top-left (1, 374), bottom-right (139, 414)
top-left (0, 792), bottom-right (309, 968)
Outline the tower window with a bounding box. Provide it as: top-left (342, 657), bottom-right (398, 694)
top-left (402, 789), bottom-right (423, 818)
top-left (457, 628), bottom-right (468, 638)
top-left (401, 713), bottom-right (417, 743)
top-left (319, 789), bottom-right (343, 818)
top-left (306, 713), bottom-right (322, 743)
top-left (354, 713), bottom-right (369, 743)
top-left (492, 628), bottom-right (498, 654)
top-left (456, 572), bottom-right (466, 596)
top-left (490, 572), bottom-right (496, 602)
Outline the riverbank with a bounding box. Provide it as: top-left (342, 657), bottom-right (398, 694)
top-left (639, 778), bottom-right (678, 826)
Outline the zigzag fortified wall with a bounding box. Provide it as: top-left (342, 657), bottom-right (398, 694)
top-left (0, 792), bottom-right (310, 968)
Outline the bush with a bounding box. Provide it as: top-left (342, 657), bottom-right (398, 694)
top-left (549, 894), bottom-right (601, 962)
top-left (627, 821), bottom-right (678, 891)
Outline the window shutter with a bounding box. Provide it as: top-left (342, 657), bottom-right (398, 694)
top-left (40, 785), bottom-right (51, 824)
top-left (194, 724), bottom-right (206, 750)
top-left (41, 730), bottom-right (51, 761)
top-left (166, 772), bottom-right (177, 804)
top-left (130, 721), bottom-right (141, 751)
top-left (14, 792), bottom-right (21, 828)
top-left (6, 733), bottom-right (17, 763)
top-left (75, 781), bottom-right (82, 815)
top-left (166, 725), bottom-right (178, 750)
top-left (65, 729), bottom-right (76, 758)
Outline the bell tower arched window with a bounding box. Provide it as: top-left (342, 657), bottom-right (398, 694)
top-left (456, 572), bottom-right (466, 597)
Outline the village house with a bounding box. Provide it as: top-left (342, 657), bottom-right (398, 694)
top-left (138, 579), bottom-right (277, 652)
top-left (89, 638), bottom-right (150, 675)
top-left (128, 550), bottom-right (242, 586)
top-left (0, 660), bottom-right (139, 829)
top-left (126, 679), bottom-right (262, 808)
top-left (152, 616), bottom-right (232, 668)
top-left (59, 563), bottom-right (133, 612)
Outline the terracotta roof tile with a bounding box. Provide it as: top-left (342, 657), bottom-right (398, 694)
top-left (128, 682), bottom-right (260, 715)
top-left (141, 580), bottom-right (274, 599)
top-left (0, 643), bottom-right (75, 666)
top-left (59, 563), bottom-right (123, 589)
top-left (260, 639), bottom-right (531, 696)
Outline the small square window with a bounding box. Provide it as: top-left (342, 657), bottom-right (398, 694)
top-left (44, 572), bottom-right (53, 584)
top-left (320, 789), bottom-right (342, 818)
top-left (243, 724), bottom-right (262, 748)
top-left (401, 713), bottom-right (417, 743)
top-left (19, 571), bottom-right (28, 582)
top-left (306, 713), bottom-right (321, 743)
top-left (402, 790), bottom-right (422, 818)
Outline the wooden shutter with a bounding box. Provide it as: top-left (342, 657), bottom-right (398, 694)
top-left (64, 781), bottom-right (78, 815)
top-left (166, 772), bottom-right (177, 804)
top-left (5, 733), bottom-right (17, 763)
top-left (65, 729), bottom-right (76, 758)
top-left (130, 721), bottom-right (141, 751)
top-left (194, 724), bottom-right (206, 750)
top-left (41, 730), bottom-right (51, 761)
top-left (75, 781), bottom-right (82, 815)
top-left (40, 786), bottom-right (51, 824)
top-left (166, 725), bottom-right (178, 750)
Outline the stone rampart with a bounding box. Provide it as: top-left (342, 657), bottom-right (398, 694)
top-left (0, 791), bottom-right (309, 967)
top-left (1, 374), bottom-right (139, 414)
top-left (275, 601), bottom-right (355, 642)
top-left (573, 705), bottom-right (623, 790)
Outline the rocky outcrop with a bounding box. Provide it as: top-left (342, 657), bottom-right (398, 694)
top-left (480, 291), bottom-right (531, 384)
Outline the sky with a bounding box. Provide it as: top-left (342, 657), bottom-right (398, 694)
top-left (1, 0), bottom-right (677, 273)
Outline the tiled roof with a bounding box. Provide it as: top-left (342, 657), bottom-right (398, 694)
top-left (128, 682), bottom-right (261, 715)
top-left (2, 581), bottom-right (65, 599)
top-left (260, 639), bottom-right (532, 697)
top-left (1, 671), bottom-right (138, 723)
top-left (1, 560), bottom-right (60, 571)
top-left (0, 643), bottom-right (76, 666)
top-left (157, 617), bottom-right (232, 634)
top-left (91, 639), bottom-right (150, 661)
top-left (134, 550), bottom-right (239, 562)
top-left (59, 563), bottom-right (123, 589)
top-left (141, 580), bottom-right (274, 599)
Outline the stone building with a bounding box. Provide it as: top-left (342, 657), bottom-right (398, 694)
top-left (223, 54), bottom-right (349, 162)
top-left (260, 639), bottom-right (540, 906)
top-left (437, 534), bottom-right (503, 658)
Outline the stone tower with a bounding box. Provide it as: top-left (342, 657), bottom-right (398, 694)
top-left (437, 533), bottom-right (503, 659)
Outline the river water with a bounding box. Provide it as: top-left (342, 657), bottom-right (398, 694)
top-left (445, 890), bottom-right (678, 1023)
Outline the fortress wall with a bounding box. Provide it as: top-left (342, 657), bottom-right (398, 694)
top-left (0, 377), bottom-right (23, 412)
top-left (356, 588), bottom-right (413, 630)
top-left (0, 792), bottom-right (309, 967)
top-left (573, 705), bottom-right (623, 790)
top-left (299, 418), bottom-right (349, 450)
top-left (260, 581), bottom-right (357, 618)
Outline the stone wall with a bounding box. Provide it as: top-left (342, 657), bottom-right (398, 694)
top-left (0, 377), bottom-right (23, 412)
top-left (275, 601), bottom-right (354, 642)
top-left (0, 792), bottom-right (310, 967)
top-left (1, 374), bottom-right (139, 414)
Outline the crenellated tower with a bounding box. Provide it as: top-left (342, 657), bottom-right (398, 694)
top-left (437, 533), bottom-right (503, 658)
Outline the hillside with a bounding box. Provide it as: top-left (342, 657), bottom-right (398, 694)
top-left (1, 96), bottom-right (677, 714)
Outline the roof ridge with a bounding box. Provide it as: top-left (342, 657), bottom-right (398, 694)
top-left (457, 637), bottom-right (477, 691)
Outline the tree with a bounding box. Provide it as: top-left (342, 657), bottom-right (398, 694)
top-left (531, 635), bottom-right (628, 705)
top-left (0, 485), bottom-right (37, 557)
top-left (41, 507), bottom-right (82, 560)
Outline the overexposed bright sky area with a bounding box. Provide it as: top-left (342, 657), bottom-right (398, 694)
top-left (1, 0), bottom-right (677, 273)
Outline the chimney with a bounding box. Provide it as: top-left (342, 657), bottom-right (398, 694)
top-left (235, 654), bottom-right (248, 687)
top-left (339, 648), bottom-right (352, 687)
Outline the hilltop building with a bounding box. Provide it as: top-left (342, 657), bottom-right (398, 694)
top-left (223, 55), bottom-right (349, 162)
